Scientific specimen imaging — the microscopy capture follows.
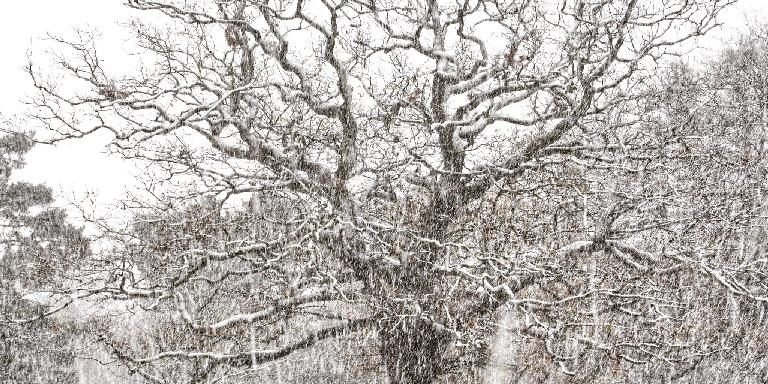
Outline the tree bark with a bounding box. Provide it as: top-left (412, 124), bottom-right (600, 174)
top-left (379, 318), bottom-right (450, 384)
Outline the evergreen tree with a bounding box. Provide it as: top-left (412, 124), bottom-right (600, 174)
top-left (0, 131), bottom-right (89, 384)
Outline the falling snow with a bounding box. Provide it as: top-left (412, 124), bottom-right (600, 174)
top-left (3, 1), bottom-right (768, 383)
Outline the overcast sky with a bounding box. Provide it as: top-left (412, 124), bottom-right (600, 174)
top-left (1, 1), bottom-right (133, 219)
top-left (2, 0), bottom-right (767, 221)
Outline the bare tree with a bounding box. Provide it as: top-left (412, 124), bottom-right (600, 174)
top-left (24, 0), bottom-right (757, 382)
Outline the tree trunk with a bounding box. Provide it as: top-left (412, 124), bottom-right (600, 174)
top-left (379, 319), bottom-right (450, 384)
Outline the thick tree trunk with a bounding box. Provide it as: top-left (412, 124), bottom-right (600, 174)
top-left (379, 319), bottom-right (450, 384)
top-left (374, 182), bottom-right (470, 383)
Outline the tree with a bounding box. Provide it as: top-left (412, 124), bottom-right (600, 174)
top-left (640, 26), bottom-right (768, 382)
top-left (25, 0), bottom-right (750, 382)
top-left (91, 199), bottom-right (382, 383)
top-left (0, 129), bottom-right (90, 383)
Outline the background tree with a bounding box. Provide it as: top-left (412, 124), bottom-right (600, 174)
top-left (0, 129), bottom-right (90, 383)
top-left (24, 0), bottom-right (757, 383)
top-left (479, 50), bottom-right (768, 382)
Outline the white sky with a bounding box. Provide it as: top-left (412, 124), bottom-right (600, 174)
top-left (1, 1), bottom-right (135, 219)
top-left (1, 0), bottom-right (767, 221)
